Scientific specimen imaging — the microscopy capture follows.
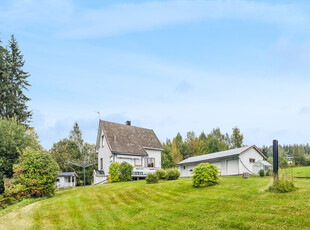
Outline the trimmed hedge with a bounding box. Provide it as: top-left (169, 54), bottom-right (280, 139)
top-left (193, 163), bottom-right (219, 188)
top-left (146, 173), bottom-right (158, 184)
top-left (165, 168), bottom-right (180, 180)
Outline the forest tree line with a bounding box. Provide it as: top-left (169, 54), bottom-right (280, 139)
top-left (161, 127), bottom-right (244, 168)
top-left (161, 128), bottom-right (310, 169)
top-left (262, 144), bottom-right (310, 168)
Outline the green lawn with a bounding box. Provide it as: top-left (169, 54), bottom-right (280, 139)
top-left (289, 166), bottom-right (310, 177)
top-left (0, 176), bottom-right (310, 230)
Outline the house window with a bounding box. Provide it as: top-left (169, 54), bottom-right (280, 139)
top-left (134, 158), bottom-right (142, 166)
top-left (147, 158), bottom-right (155, 167)
top-left (101, 135), bottom-right (104, 148)
top-left (100, 158), bottom-right (103, 170)
top-left (183, 166), bottom-right (186, 170)
top-left (56, 178), bottom-right (59, 182)
top-left (68, 177), bottom-right (71, 183)
top-left (249, 158), bottom-right (255, 163)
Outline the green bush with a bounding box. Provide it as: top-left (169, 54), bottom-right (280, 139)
top-left (0, 149), bottom-right (60, 209)
top-left (268, 172), bottom-right (297, 193)
top-left (109, 163), bottom-right (120, 182)
top-left (193, 163), bottom-right (219, 188)
top-left (259, 169), bottom-right (265, 177)
top-left (146, 173), bottom-right (158, 184)
top-left (14, 148), bottom-right (60, 197)
top-left (155, 169), bottom-right (166, 179)
top-left (0, 172), bottom-right (4, 194)
top-left (119, 162), bottom-right (133, 182)
top-left (265, 169), bottom-right (272, 176)
top-left (165, 168), bottom-right (180, 180)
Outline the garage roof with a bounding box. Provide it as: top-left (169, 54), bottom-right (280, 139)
top-left (177, 145), bottom-right (266, 165)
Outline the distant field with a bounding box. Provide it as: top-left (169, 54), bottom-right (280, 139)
top-left (0, 176), bottom-right (310, 230)
top-left (289, 166), bottom-right (310, 177)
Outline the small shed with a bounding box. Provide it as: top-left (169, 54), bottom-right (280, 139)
top-left (252, 160), bottom-right (272, 175)
top-left (56, 172), bottom-right (78, 189)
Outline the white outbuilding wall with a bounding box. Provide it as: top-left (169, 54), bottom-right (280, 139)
top-left (178, 147), bottom-right (265, 177)
top-left (238, 148), bottom-right (264, 174)
top-left (56, 176), bottom-right (76, 188)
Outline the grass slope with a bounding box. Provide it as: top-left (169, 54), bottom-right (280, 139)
top-left (0, 176), bottom-right (310, 230)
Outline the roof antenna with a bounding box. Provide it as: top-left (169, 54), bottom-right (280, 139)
top-left (94, 111), bottom-right (101, 120)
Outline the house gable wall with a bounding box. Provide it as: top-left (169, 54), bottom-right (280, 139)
top-left (97, 129), bottom-right (112, 175)
top-left (238, 148), bottom-right (264, 174)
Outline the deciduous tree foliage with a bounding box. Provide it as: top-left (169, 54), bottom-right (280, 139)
top-left (49, 122), bottom-right (97, 185)
top-left (0, 117), bottom-right (41, 177)
top-left (171, 138), bottom-right (183, 164)
top-left (161, 127), bottom-right (244, 166)
top-left (50, 139), bottom-right (81, 171)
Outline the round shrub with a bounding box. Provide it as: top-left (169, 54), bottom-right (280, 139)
top-left (155, 169), bottom-right (166, 179)
top-left (259, 169), bottom-right (265, 177)
top-left (165, 168), bottom-right (180, 180)
top-left (109, 163), bottom-right (120, 182)
top-left (13, 148), bottom-right (60, 197)
top-left (119, 162), bottom-right (133, 181)
top-left (146, 173), bottom-right (158, 184)
top-left (193, 163), bottom-right (219, 188)
top-left (265, 169), bottom-right (272, 176)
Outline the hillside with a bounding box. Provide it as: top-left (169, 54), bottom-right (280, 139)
top-left (0, 176), bottom-right (310, 229)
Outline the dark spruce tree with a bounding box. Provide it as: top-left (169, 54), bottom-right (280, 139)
top-left (0, 38), bottom-right (8, 116)
top-left (0, 35), bottom-right (32, 124)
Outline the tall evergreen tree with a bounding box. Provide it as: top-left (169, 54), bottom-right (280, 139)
top-left (230, 127), bottom-right (243, 148)
top-left (0, 37), bottom-right (8, 115)
top-left (69, 121), bottom-right (84, 151)
top-left (0, 35), bottom-right (32, 124)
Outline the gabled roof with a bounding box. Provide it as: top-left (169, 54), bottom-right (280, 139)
top-left (177, 145), bottom-right (266, 165)
top-left (96, 120), bottom-right (164, 156)
top-left (58, 172), bottom-right (78, 177)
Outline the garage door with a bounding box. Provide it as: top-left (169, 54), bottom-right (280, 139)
top-left (226, 160), bottom-right (239, 175)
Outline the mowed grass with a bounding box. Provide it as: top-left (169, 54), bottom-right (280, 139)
top-left (290, 166), bottom-right (310, 177)
top-left (1, 176), bottom-right (310, 230)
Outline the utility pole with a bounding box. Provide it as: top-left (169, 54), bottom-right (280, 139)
top-left (273, 139), bottom-right (279, 182)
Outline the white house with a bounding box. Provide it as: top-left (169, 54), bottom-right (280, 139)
top-left (177, 145), bottom-right (268, 177)
top-left (93, 120), bottom-right (164, 184)
top-left (56, 172), bottom-right (78, 188)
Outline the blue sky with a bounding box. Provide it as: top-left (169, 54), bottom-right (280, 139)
top-left (1, 0), bottom-right (310, 149)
